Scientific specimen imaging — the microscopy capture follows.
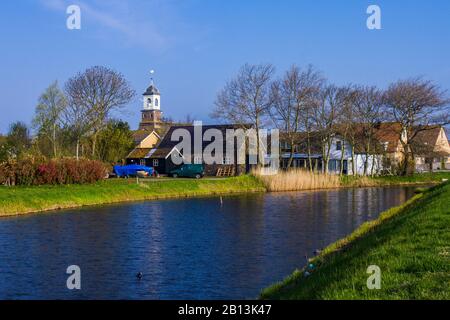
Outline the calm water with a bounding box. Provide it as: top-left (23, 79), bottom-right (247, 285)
top-left (0, 186), bottom-right (418, 299)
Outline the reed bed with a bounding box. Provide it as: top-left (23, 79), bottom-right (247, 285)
top-left (253, 168), bottom-right (341, 192)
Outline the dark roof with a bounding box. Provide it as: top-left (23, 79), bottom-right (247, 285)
top-left (148, 147), bottom-right (180, 158)
top-left (132, 129), bottom-right (153, 145)
top-left (279, 132), bottom-right (323, 154)
top-left (147, 124), bottom-right (252, 159)
top-left (127, 148), bottom-right (152, 159)
top-left (412, 127), bottom-right (441, 146)
top-left (410, 126), bottom-right (447, 156)
top-left (143, 85), bottom-right (160, 96)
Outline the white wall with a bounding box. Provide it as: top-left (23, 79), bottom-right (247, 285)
top-left (327, 137), bottom-right (353, 160)
top-left (143, 94), bottom-right (161, 110)
top-left (352, 154), bottom-right (383, 175)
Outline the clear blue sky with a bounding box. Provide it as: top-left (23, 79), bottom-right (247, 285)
top-left (0, 0), bottom-right (449, 134)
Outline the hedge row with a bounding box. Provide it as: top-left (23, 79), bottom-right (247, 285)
top-left (0, 157), bottom-right (107, 186)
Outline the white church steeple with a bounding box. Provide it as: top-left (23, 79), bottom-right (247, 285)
top-left (139, 70), bottom-right (163, 131)
top-left (142, 70), bottom-right (161, 111)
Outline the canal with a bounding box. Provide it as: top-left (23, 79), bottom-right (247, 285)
top-left (0, 186), bottom-right (419, 299)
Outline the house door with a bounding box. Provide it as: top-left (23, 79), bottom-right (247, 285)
top-left (343, 160), bottom-right (348, 175)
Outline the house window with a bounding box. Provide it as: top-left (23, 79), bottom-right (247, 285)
top-left (155, 98), bottom-right (159, 107)
top-left (140, 159), bottom-right (145, 166)
top-left (224, 157), bottom-right (232, 165)
top-left (328, 160), bottom-right (337, 172)
top-left (153, 159), bottom-right (159, 167)
top-left (336, 141), bottom-right (342, 151)
top-left (147, 98), bottom-right (152, 105)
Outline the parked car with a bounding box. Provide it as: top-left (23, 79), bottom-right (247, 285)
top-left (113, 165), bottom-right (154, 178)
top-left (169, 164), bottom-right (205, 179)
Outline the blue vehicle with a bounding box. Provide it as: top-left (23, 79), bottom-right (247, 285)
top-left (113, 165), bottom-right (154, 178)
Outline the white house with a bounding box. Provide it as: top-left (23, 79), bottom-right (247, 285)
top-left (280, 134), bottom-right (384, 175)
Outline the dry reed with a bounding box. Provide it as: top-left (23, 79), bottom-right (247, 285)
top-left (253, 168), bottom-right (341, 192)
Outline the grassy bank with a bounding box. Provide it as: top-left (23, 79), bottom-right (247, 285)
top-left (1, 172), bottom-right (449, 217)
top-left (0, 175), bottom-right (266, 217)
top-left (342, 172), bottom-right (450, 188)
top-left (261, 182), bottom-right (450, 299)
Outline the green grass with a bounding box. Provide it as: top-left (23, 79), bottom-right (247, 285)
top-left (0, 175), bottom-right (266, 217)
top-left (1, 172), bottom-right (449, 217)
top-left (341, 172), bottom-right (450, 187)
top-left (260, 182), bottom-right (450, 300)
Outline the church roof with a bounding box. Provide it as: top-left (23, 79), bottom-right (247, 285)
top-left (143, 85), bottom-right (160, 96)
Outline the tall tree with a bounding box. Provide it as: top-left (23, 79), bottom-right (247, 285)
top-left (0, 134), bottom-right (9, 162)
top-left (211, 63), bottom-right (275, 165)
top-left (271, 65), bottom-right (324, 168)
top-left (313, 85), bottom-right (348, 174)
top-left (353, 86), bottom-right (385, 175)
top-left (32, 81), bottom-right (67, 158)
top-left (65, 66), bottom-right (135, 159)
top-left (96, 120), bottom-right (134, 163)
top-left (384, 78), bottom-right (449, 175)
top-left (62, 99), bottom-right (89, 160)
top-left (336, 86), bottom-right (359, 175)
top-left (6, 122), bottom-right (31, 159)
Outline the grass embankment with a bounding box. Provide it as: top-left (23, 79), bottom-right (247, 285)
top-left (261, 182), bottom-right (450, 300)
top-left (342, 172), bottom-right (450, 188)
top-left (255, 169), bottom-right (450, 192)
top-left (1, 172), bottom-right (448, 217)
top-left (0, 175), bottom-right (266, 217)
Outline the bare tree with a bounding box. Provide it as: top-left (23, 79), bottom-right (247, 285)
top-left (313, 85), bottom-right (348, 174)
top-left (353, 86), bottom-right (385, 176)
top-left (336, 86), bottom-right (359, 175)
top-left (384, 77), bottom-right (449, 175)
top-left (63, 100), bottom-right (90, 160)
top-left (65, 66), bottom-right (135, 159)
top-left (211, 63), bottom-right (275, 165)
top-left (271, 65), bottom-right (324, 168)
top-left (33, 81), bottom-right (67, 158)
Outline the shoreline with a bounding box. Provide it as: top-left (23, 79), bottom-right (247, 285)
top-left (0, 189), bottom-right (268, 218)
top-left (260, 181), bottom-right (449, 299)
top-left (0, 173), bottom-right (448, 218)
top-left (0, 176), bottom-right (266, 218)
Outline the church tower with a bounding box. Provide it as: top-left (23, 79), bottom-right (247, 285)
top-left (139, 75), bottom-right (163, 131)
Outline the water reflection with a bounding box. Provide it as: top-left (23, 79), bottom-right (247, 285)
top-left (0, 186), bottom-right (418, 299)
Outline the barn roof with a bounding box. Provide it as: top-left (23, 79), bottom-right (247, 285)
top-left (145, 124), bottom-right (253, 158)
top-left (127, 148), bottom-right (152, 159)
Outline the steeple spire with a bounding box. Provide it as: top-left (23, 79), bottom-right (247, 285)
top-left (150, 69), bottom-right (155, 86)
top-left (139, 70), bottom-right (163, 131)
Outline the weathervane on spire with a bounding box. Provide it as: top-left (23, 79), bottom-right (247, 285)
top-left (150, 69), bottom-right (155, 85)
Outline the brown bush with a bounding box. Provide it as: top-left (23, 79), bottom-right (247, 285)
top-left (0, 157), bottom-right (107, 186)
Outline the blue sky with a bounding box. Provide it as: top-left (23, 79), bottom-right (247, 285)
top-left (0, 0), bottom-right (449, 133)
